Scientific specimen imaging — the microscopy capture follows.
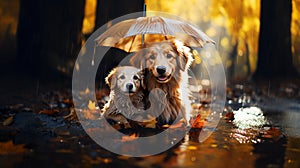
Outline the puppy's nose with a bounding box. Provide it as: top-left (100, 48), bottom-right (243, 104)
top-left (156, 66), bottom-right (166, 75)
top-left (126, 83), bottom-right (133, 91)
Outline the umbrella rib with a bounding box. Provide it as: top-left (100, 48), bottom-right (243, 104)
top-left (128, 35), bottom-right (136, 52)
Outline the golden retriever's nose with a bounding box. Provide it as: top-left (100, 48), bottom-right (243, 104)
top-left (156, 66), bottom-right (166, 75)
top-left (126, 83), bottom-right (134, 91)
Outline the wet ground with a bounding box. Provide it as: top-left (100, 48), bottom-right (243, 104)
top-left (0, 75), bottom-right (300, 167)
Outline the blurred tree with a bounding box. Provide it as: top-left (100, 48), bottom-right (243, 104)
top-left (95, 0), bottom-right (144, 29)
top-left (228, 41), bottom-right (238, 80)
top-left (210, 0), bottom-right (260, 76)
top-left (253, 0), bottom-right (298, 79)
top-left (17, 0), bottom-right (85, 78)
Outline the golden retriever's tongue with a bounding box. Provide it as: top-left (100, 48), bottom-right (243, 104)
top-left (158, 76), bottom-right (168, 81)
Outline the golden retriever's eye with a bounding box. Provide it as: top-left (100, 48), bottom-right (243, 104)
top-left (133, 75), bottom-right (139, 80)
top-left (149, 54), bottom-right (155, 60)
top-left (119, 75), bottom-right (125, 80)
top-left (166, 53), bottom-right (173, 59)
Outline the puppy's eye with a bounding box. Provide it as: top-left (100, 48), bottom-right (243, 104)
top-left (166, 53), bottom-right (173, 59)
top-left (149, 54), bottom-right (155, 60)
top-left (133, 75), bottom-right (139, 80)
top-left (119, 75), bottom-right (125, 79)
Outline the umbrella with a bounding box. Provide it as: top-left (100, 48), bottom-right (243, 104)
top-left (95, 16), bottom-right (215, 52)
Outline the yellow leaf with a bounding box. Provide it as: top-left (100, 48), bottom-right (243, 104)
top-left (3, 116), bottom-right (13, 126)
top-left (210, 144), bottom-right (218, 148)
top-left (88, 100), bottom-right (96, 110)
top-left (187, 146), bottom-right (197, 150)
top-left (85, 88), bottom-right (91, 94)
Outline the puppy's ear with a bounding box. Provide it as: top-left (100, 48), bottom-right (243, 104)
top-left (138, 71), bottom-right (146, 90)
top-left (130, 49), bottom-right (146, 70)
top-left (105, 68), bottom-right (117, 89)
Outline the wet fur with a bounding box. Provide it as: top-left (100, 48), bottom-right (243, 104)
top-left (102, 66), bottom-right (145, 124)
top-left (130, 40), bottom-right (193, 126)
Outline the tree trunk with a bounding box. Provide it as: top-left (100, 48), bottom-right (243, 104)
top-left (253, 0), bottom-right (298, 79)
top-left (17, 0), bottom-right (85, 78)
top-left (228, 41), bottom-right (238, 81)
top-left (95, 0), bottom-right (144, 29)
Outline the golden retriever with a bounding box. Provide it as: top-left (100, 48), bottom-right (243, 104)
top-left (130, 40), bottom-right (193, 126)
top-left (102, 66), bottom-right (145, 125)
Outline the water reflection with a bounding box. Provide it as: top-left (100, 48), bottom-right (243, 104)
top-left (1, 111), bottom-right (299, 167)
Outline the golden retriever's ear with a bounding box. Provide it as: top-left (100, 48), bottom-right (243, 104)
top-left (130, 49), bottom-right (146, 70)
top-left (172, 39), bottom-right (194, 71)
top-left (178, 55), bottom-right (187, 71)
top-left (105, 68), bottom-right (117, 89)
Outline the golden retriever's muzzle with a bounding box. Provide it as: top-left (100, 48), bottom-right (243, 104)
top-left (155, 65), bottom-right (172, 83)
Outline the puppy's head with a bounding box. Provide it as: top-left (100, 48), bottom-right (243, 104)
top-left (130, 40), bottom-right (193, 83)
top-left (105, 66), bottom-right (144, 95)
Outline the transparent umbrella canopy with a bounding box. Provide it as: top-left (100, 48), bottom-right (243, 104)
top-left (95, 16), bottom-right (215, 52)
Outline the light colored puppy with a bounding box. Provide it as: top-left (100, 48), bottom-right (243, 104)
top-left (102, 66), bottom-right (145, 124)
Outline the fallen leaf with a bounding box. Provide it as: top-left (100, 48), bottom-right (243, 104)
top-left (39, 109), bottom-right (59, 115)
top-left (88, 100), bottom-right (96, 110)
top-left (225, 111), bottom-right (234, 121)
top-left (162, 124), bottom-right (170, 128)
top-left (0, 141), bottom-right (28, 155)
top-left (3, 116), bottom-right (14, 126)
top-left (187, 145), bottom-right (197, 150)
top-left (210, 144), bottom-right (218, 148)
top-left (140, 118), bottom-right (157, 128)
top-left (169, 121), bottom-right (186, 129)
top-left (190, 114), bottom-right (204, 129)
top-left (61, 98), bottom-right (72, 105)
top-left (82, 109), bottom-right (101, 120)
top-left (261, 127), bottom-right (282, 140)
top-left (192, 103), bottom-right (202, 110)
top-left (79, 87), bottom-right (91, 96)
top-left (112, 122), bottom-right (131, 130)
top-left (121, 133), bottom-right (138, 142)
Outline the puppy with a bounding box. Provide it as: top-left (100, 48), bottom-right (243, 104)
top-left (130, 40), bottom-right (193, 126)
top-left (102, 66), bottom-right (145, 125)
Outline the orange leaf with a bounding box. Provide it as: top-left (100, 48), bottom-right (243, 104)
top-left (262, 127), bottom-right (282, 140)
top-left (225, 111), bottom-right (234, 120)
top-left (39, 109), bottom-right (59, 115)
top-left (169, 121), bottom-right (186, 129)
top-left (190, 114), bottom-right (204, 129)
top-left (0, 141), bottom-right (28, 155)
top-left (121, 133), bottom-right (138, 142)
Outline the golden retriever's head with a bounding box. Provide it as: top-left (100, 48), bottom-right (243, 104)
top-left (105, 66), bottom-right (144, 95)
top-left (130, 40), bottom-right (193, 83)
